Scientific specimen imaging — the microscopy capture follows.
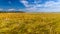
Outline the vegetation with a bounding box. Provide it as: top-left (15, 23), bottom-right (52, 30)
top-left (0, 13), bottom-right (60, 34)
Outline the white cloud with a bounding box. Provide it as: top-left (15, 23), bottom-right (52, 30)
top-left (20, 0), bottom-right (43, 8)
top-left (41, 0), bottom-right (60, 12)
top-left (0, 9), bottom-right (3, 11)
top-left (44, 1), bottom-right (60, 8)
top-left (20, 0), bottom-right (60, 12)
top-left (8, 9), bottom-right (15, 11)
top-left (20, 0), bottom-right (29, 7)
top-left (20, 0), bottom-right (43, 12)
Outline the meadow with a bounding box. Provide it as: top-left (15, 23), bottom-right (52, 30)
top-left (0, 13), bottom-right (60, 34)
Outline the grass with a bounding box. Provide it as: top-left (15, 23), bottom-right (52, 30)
top-left (0, 13), bottom-right (60, 34)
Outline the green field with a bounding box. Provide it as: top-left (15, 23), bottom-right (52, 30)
top-left (0, 13), bottom-right (60, 34)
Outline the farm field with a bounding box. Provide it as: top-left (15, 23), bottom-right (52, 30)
top-left (0, 13), bottom-right (60, 34)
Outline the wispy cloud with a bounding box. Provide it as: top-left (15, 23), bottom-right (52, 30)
top-left (0, 8), bottom-right (3, 11)
top-left (20, 0), bottom-right (29, 7)
top-left (41, 0), bottom-right (60, 12)
top-left (20, 0), bottom-right (43, 12)
top-left (8, 8), bottom-right (15, 11)
top-left (20, 0), bottom-right (60, 12)
top-left (20, 0), bottom-right (43, 8)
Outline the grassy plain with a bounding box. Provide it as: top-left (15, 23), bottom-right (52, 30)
top-left (0, 13), bottom-right (60, 34)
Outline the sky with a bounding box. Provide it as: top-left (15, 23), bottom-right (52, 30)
top-left (0, 0), bottom-right (60, 12)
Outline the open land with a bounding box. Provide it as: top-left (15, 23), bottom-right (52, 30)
top-left (0, 13), bottom-right (60, 34)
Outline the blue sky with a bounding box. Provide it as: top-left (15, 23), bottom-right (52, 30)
top-left (0, 0), bottom-right (60, 12)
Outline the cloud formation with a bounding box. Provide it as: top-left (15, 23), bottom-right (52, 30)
top-left (20, 0), bottom-right (60, 12)
top-left (0, 8), bottom-right (3, 11)
top-left (41, 0), bottom-right (60, 12)
top-left (20, 0), bottom-right (29, 7)
top-left (20, 0), bottom-right (43, 12)
top-left (8, 8), bottom-right (15, 11)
